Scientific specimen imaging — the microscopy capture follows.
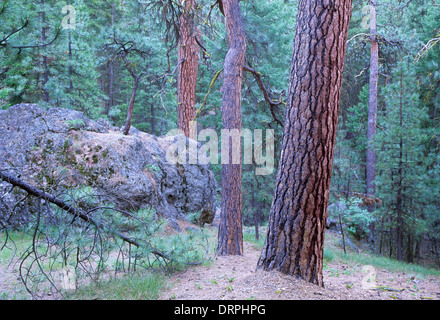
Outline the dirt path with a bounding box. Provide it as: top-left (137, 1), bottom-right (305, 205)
top-left (1, 227), bottom-right (439, 300)
top-left (159, 241), bottom-right (440, 300)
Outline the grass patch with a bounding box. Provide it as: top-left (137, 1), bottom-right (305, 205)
top-left (68, 271), bottom-right (167, 300)
top-left (0, 231), bottom-right (33, 263)
top-left (243, 227), bottom-right (265, 250)
top-left (323, 246), bottom-right (336, 263)
top-left (340, 252), bottom-right (440, 277)
top-left (242, 227), bottom-right (440, 278)
top-left (324, 232), bottom-right (440, 277)
top-left (0, 223), bottom-right (217, 300)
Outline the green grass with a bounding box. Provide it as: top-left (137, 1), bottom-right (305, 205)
top-left (0, 231), bottom-right (33, 263)
top-left (1, 231), bottom-right (168, 300)
top-left (323, 246), bottom-right (336, 262)
top-left (68, 271), bottom-right (168, 300)
top-left (3, 226), bottom-right (439, 300)
top-left (324, 232), bottom-right (440, 277)
top-left (243, 227), bottom-right (266, 249)
top-left (337, 251), bottom-right (440, 277)
top-left (242, 228), bottom-right (440, 278)
top-left (1, 225), bottom-right (218, 300)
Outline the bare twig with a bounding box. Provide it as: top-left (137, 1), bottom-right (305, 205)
top-left (243, 65), bottom-right (285, 126)
top-left (414, 36), bottom-right (440, 62)
top-left (0, 170), bottom-right (140, 247)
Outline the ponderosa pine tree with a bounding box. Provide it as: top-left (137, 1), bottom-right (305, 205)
top-left (366, 0), bottom-right (378, 212)
top-left (257, 0), bottom-right (353, 286)
top-left (375, 57), bottom-right (429, 262)
top-left (217, 0), bottom-right (246, 256)
top-left (177, 0), bottom-right (199, 138)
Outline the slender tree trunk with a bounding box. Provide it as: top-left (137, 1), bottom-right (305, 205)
top-left (150, 99), bottom-right (155, 135)
top-left (338, 208), bottom-right (347, 255)
top-left (366, 0), bottom-right (378, 205)
top-left (251, 188), bottom-right (260, 241)
top-left (40, 0), bottom-right (49, 102)
top-left (217, 0), bottom-right (246, 256)
top-left (68, 36), bottom-right (73, 93)
top-left (177, 0), bottom-right (199, 137)
top-left (254, 213), bottom-right (260, 241)
top-left (379, 230), bottom-right (383, 254)
top-left (366, 0), bottom-right (378, 249)
top-left (389, 227), bottom-right (393, 258)
top-left (68, 29), bottom-right (73, 104)
top-left (433, 238), bottom-right (440, 267)
top-left (414, 237), bottom-right (420, 262)
top-left (107, 60), bottom-right (114, 114)
top-left (406, 234), bottom-right (413, 262)
top-left (66, 0), bottom-right (73, 108)
top-left (257, 0), bottom-right (352, 287)
top-left (106, 3), bottom-right (115, 116)
top-left (123, 76), bottom-right (140, 135)
top-left (396, 71), bottom-right (404, 261)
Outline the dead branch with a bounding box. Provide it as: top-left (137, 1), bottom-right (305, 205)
top-left (0, 170), bottom-right (140, 247)
top-left (243, 65), bottom-right (285, 126)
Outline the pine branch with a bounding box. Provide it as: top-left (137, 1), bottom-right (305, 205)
top-left (0, 170), bottom-right (174, 262)
top-left (243, 65), bottom-right (285, 127)
top-left (0, 170), bottom-right (140, 247)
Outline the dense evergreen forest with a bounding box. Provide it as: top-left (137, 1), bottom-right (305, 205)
top-left (1, 0), bottom-right (439, 288)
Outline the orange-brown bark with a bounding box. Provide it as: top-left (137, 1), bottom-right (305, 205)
top-left (217, 0), bottom-right (246, 256)
top-left (177, 0), bottom-right (199, 137)
top-left (257, 0), bottom-right (353, 287)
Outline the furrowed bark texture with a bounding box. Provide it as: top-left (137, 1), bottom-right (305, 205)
top-left (257, 0), bottom-right (352, 286)
top-left (177, 0), bottom-right (199, 137)
top-left (217, 0), bottom-right (246, 256)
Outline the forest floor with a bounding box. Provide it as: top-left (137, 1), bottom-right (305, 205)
top-left (158, 227), bottom-right (440, 301)
top-left (1, 224), bottom-right (440, 300)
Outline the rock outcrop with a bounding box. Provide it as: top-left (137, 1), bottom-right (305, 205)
top-left (0, 104), bottom-right (217, 229)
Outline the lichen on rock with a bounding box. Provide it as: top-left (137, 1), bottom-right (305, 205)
top-left (0, 104), bottom-right (217, 230)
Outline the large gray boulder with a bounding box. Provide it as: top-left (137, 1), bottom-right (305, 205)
top-left (0, 104), bottom-right (217, 230)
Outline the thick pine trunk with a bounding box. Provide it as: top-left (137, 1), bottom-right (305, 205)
top-left (177, 0), bottom-right (199, 137)
top-left (217, 0), bottom-right (246, 256)
top-left (257, 0), bottom-right (352, 286)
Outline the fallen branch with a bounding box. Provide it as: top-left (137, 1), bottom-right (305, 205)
top-left (373, 286), bottom-right (405, 292)
top-left (0, 170), bottom-right (140, 247)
